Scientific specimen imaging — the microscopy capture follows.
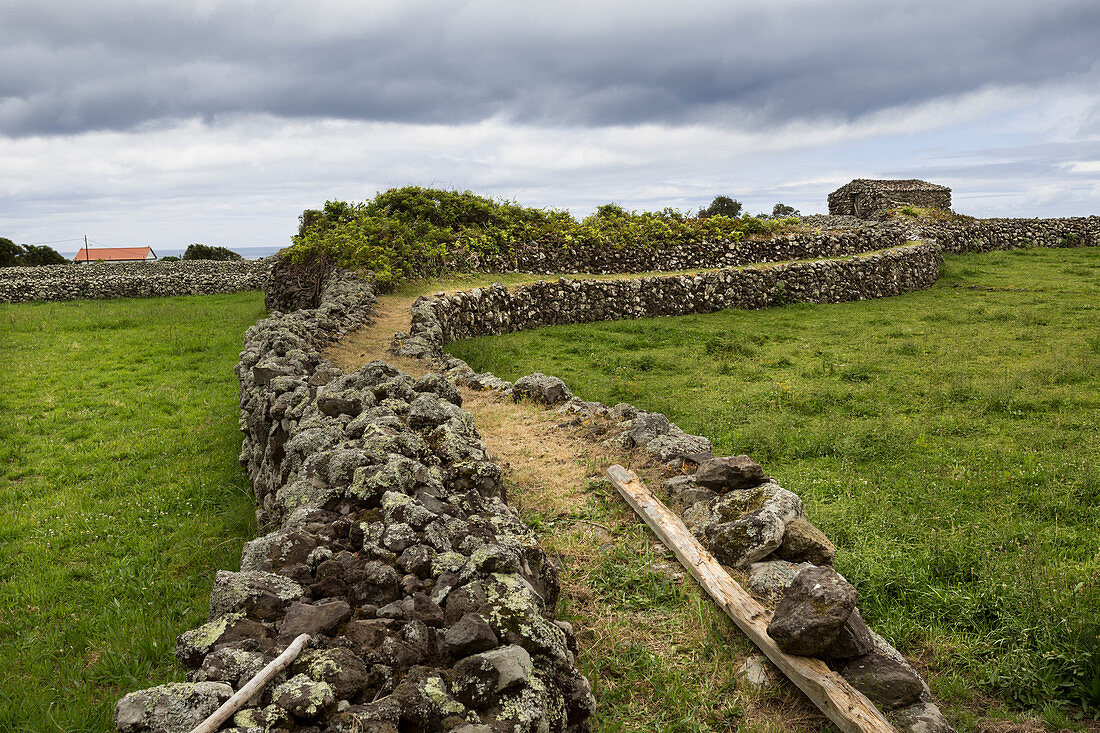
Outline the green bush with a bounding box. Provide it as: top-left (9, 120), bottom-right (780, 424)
top-left (284, 187), bottom-right (800, 290)
top-left (182, 244), bottom-right (242, 261)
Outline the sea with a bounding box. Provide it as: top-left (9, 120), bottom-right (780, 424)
top-left (55, 245), bottom-right (285, 261)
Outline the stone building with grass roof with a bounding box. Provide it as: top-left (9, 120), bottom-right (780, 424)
top-left (828, 179), bottom-right (951, 218)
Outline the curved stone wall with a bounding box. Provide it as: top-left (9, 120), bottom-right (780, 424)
top-left (0, 259), bottom-right (271, 303)
top-left (394, 243), bottom-right (941, 359)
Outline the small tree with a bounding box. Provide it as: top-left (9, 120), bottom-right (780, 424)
top-left (182, 244), bottom-right (242, 261)
top-left (0, 237), bottom-right (19, 267)
top-left (772, 202), bottom-right (799, 218)
top-left (698, 195), bottom-right (743, 219)
top-left (0, 239), bottom-right (67, 267)
top-left (593, 203), bottom-right (628, 219)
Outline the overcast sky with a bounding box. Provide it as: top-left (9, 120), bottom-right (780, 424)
top-left (2, 0), bottom-right (1099, 253)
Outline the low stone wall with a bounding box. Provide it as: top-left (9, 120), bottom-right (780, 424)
top-left (916, 216), bottom-right (1100, 253)
top-left (115, 269), bottom-right (594, 733)
top-left (394, 243), bottom-right (941, 359)
top-left (0, 259), bottom-right (271, 303)
top-left (494, 222), bottom-right (910, 274)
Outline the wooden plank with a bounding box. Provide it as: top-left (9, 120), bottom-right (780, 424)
top-left (190, 633), bottom-right (312, 733)
top-left (606, 465), bottom-right (897, 733)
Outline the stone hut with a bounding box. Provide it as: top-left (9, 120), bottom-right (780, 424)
top-left (828, 179), bottom-right (951, 218)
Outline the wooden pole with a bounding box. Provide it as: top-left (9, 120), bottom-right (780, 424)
top-left (189, 633), bottom-right (312, 733)
top-left (606, 465), bottom-right (897, 733)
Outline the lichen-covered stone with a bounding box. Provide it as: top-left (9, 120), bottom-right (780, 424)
top-left (891, 702), bottom-right (957, 733)
top-left (192, 646), bottom-right (266, 688)
top-left (175, 613), bottom-right (270, 668)
top-left (209, 570), bottom-right (304, 621)
top-left (451, 644), bottom-right (533, 708)
top-left (705, 508), bottom-right (786, 567)
top-left (273, 673), bottom-right (337, 720)
top-left (745, 559), bottom-right (813, 604)
top-left (115, 682), bottom-right (233, 733)
top-left (511, 373), bottom-right (573, 406)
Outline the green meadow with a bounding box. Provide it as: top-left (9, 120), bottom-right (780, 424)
top-left (449, 247), bottom-right (1100, 725)
top-left (0, 293), bottom-right (264, 731)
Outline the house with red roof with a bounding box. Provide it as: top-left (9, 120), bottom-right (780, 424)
top-left (73, 246), bottom-right (158, 263)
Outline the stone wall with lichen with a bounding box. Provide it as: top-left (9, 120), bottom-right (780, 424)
top-left (114, 269), bottom-right (595, 733)
top-left (0, 259), bottom-right (271, 303)
top-left (392, 243), bottom-right (941, 359)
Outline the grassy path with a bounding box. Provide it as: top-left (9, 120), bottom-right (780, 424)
top-left (0, 293), bottom-right (264, 731)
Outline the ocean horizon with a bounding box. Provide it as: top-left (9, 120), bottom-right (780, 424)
top-left (56, 245), bottom-right (286, 261)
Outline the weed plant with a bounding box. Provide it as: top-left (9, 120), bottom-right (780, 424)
top-left (0, 293), bottom-right (264, 730)
top-left (283, 187), bottom-right (799, 289)
top-left (448, 247), bottom-right (1100, 720)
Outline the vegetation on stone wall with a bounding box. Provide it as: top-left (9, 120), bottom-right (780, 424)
top-left (282, 187), bottom-right (799, 289)
top-left (182, 243), bottom-right (242, 261)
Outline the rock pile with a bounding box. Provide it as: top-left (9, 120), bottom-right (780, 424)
top-left (115, 270), bottom-right (594, 733)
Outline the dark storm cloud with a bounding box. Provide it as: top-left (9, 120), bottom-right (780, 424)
top-left (2, 0), bottom-right (1099, 136)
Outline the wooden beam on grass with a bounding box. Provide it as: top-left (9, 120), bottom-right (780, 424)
top-left (606, 464), bottom-right (897, 733)
top-left (189, 633), bottom-right (312, 733)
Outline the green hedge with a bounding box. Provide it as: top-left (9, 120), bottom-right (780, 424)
top-left (282, 187), bottom-right (799, 289)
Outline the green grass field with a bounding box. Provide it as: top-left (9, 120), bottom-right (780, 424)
top-left (0, 293), bottom-right (264, 731)
top-left (449, 247), bottom-right (1100, 725)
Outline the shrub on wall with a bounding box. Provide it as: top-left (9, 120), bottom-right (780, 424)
top-left (182, 244), bottom-right (242, 261)
top-left (283, 187), bottom-right (801, 290)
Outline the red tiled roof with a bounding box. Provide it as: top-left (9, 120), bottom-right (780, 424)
top-left (73, 247), bottom-right (156, 262)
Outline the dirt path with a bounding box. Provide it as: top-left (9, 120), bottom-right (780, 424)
top-left (322, 280), bottom-right (1090, 732)
top-left (323, 291), bottom-right (829, 731)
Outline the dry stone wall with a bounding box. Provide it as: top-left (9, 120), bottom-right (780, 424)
top-left (0, 259), bottom-right (271, 303)
top-left (492, 223), bottom-right (910, 274)
top-left (916, 216), bottom-right (1100, 253)
top-left (394, 243), bottom-right (941, 359)
top-left (115, 268), bottom-right (595, 733)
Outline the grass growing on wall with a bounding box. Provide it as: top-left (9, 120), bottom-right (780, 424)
top-left (0, 292), bottom-right (265, 731)
top-left (448, 247), bottom-right (1100, 723)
